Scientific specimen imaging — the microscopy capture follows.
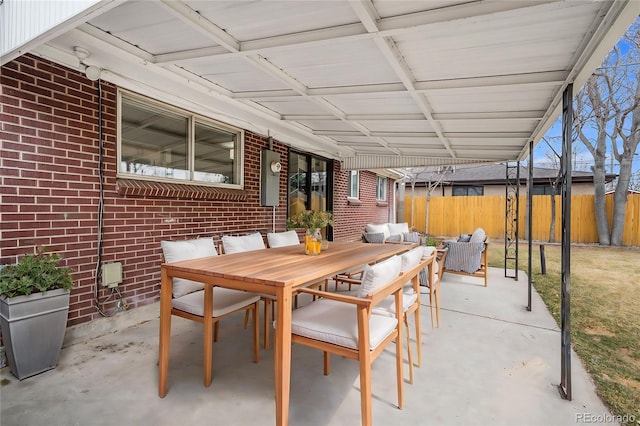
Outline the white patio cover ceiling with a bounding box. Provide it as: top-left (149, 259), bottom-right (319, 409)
top-left (4, 0), bottom-right (639, 170)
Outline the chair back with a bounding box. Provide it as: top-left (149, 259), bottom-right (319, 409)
top-left (221, 232), bottom-right (266, 254)
top-left (266, 230), bottom-right (300, 248)
top-left (160, 237), bottom-right (217, 298)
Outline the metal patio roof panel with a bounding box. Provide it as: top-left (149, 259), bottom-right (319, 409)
top-left (7, 0), bottom-right (636, 170)
top-left (263, 40), bottom-right (400, 89)
top-left (187, 0), bottom-right (359, 42)
top-left (88, 2), bottom-right (215, 54)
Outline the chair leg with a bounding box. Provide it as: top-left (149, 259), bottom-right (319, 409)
top-left (404, 318), bottom-right (413, 384)
top-left (213, 321), bottom-right (219, 342)
top-left (395, 322), bottom-right (404, 410)
top-left (243, 309), bottom-right (250, 329)
top-left (430, 287), bottom-right (436, 328)
top-left (323, 352), bottom-right (330, 375)
top-left (414, 306), bottom-right (422, 368)
top-left (263, 299), bottom-right (271, 350)
top-left (253, 303), bottom-right (260, 363)
top-left (359, 357), bottom-right (373, 426)
top-left (435, 287), bottom-right (441, 328)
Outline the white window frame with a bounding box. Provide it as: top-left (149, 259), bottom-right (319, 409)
top-left (348, 170), bottom-right (360, 199)
top-left (117, 90), bottom-right (244, 189)
top-left (376, 176), bottom-right (387, 201)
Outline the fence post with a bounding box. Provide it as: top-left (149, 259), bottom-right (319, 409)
top-left (539, 244), bottom-right (546, 275)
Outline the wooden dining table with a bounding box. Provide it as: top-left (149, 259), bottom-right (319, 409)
top-left (158, 241), bottom-right (420, 426)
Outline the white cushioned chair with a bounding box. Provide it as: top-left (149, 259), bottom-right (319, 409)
top-left (221, 232), bottom-right (274, 349)
top-left (160, 238), bottom-right (261, 388)
top-left (290, 255), bottom-right (410, 426)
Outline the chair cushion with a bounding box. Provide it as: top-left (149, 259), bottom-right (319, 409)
top-left (172, 288), bottom-right (261, 317)
top-left (401, 246), bottom-right (423, 272)
top-left (387, 222), bottom-right (409, 235)
top-left (422, 246), bottom-right (436, 258)
top-left (267, 230), bottom-right (300, 248)
top-left (291, 298), bottom-right (398, 350)
top-left (386, 234), bottom-right (403, 242)
top-left (357, 255), bottom-right (401, 298)
top-left (363, 232), bottom-right (385, 244)
top-left (222, 232), bottom-right (266, 254)
top-left (372, 292), bottom-right (418, 317)
top-left (365, 223), bottom-right (390, 240)
top-left (469, 228), bottom-right (486, 243)
top-left (403, 231), bottom-right (420, 243)
top-left (161, 238), bottom-right (217, 298)
top-left (457, 234), bottom-right (472, 243)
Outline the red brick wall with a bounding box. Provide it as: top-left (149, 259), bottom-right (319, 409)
top-left (0, 54), bottom-right (394, 327)
top-left (332, 165), bottom-right (394, 242)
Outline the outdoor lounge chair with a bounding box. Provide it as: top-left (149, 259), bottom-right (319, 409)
top-left (442, 227), bottom-right (488, 286)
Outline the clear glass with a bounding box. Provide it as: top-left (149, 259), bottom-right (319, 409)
top-left (120, 97), bottom-right (188, 180)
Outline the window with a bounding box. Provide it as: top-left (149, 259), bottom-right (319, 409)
top-left (532, 184), bottom-right (558, 195)
top-left (348, 170), bottom-right (359, 199)
top-left (288, 152), bottom-right (331, 215)
top-left (376, 176), bottom-right (387, 201)
top-left (118, 91), bottom-right (243, 187)
top-left (452, 185), bottom-right (484, 196)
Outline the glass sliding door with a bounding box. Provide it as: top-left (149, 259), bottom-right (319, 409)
top-left (288, 151), bottom-right (333, 239)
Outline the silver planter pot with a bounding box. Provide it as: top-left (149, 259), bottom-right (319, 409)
top-left (0, 288), bottom-right (70, 380)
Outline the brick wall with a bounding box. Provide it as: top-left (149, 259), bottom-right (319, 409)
top-left (0, 54), bottom-right (394, 327)
top-left (332, 165), bottom-right (393, 242)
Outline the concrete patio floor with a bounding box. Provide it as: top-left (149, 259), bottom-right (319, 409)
top-left (0, 267), bottom-right (612, 425)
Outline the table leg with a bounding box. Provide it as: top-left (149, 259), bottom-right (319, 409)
top-left (274, 286), bottom-right (292, 426)
top-left (158, 268), bottom-right (173, 398)
top-left (203, 284), bottom-right (214, 387)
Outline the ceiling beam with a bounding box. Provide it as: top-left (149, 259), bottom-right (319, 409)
top-left (158, 0), bottom-right (240, 52)
top-left (153, 1), bottom-right (556, 64)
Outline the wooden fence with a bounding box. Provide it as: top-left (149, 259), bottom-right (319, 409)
top-left (402, 193), bottom-right (640, 246)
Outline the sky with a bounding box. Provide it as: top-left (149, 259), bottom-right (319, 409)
top-left (532, 19), bottom-right (640, 176)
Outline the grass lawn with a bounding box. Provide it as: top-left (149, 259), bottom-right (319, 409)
top-left (487, 243), bottom-right (640, 424)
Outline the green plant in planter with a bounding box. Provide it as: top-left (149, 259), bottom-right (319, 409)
top-left (0, 253), bottom-right (73, 298)
top-left (0, 252), bottom-right (74, 380)
top-left (424, 236), bottom-right (439, 247)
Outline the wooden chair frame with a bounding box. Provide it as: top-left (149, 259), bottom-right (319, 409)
top-left (290, 258), bottom-right (429, 426)
top-left (171, 290), bottom-right (260, 387)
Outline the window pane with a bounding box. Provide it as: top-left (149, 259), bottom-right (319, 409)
top-left (311, 158), bottom-right (327, 211)
top-left (468, 186), bottom-right (484, 196)
top-left (120, 97), bottom-right (188, 180)
top-left (377, 176), bottom-right (387, 200)
top-left (289, 152), bottom-right (308, 216)
top-left (452, 186), bottom-right (466, 196)
top-left (194, 121), bottom-right (236, 184)
top-left (349, 171), bottom-right (359, 198)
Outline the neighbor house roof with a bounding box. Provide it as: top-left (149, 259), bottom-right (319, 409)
top-left (406, 163), bottom-right (617, 186)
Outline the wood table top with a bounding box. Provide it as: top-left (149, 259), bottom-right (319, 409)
top-left (162, 241), bottom-right (416, 288)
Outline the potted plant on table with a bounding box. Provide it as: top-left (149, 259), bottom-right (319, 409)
top-left (0, 252), bottom-right (74, 379)
top-left (287, 210), bottom-right (334, 255)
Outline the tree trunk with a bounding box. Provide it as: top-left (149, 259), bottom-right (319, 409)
top-left (611, 156), bottom-right (633, 245)
top-left (592, 160), bottom-right (610, 245)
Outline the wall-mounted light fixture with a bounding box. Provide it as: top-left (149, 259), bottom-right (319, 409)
top-left (72, 46), bottom-right (102, 81)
